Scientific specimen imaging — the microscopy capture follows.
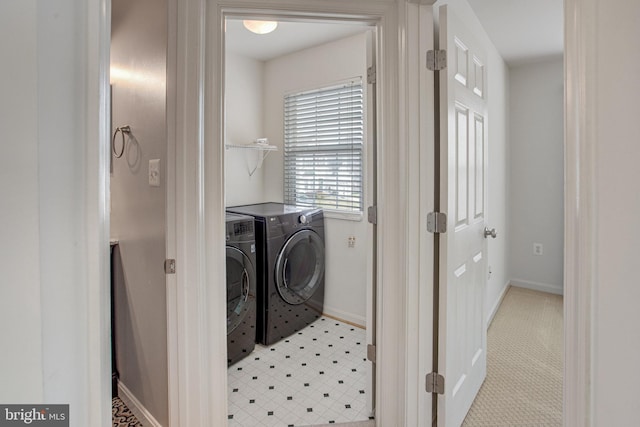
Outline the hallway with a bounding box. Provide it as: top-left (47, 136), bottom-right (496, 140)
top-left (463, 287), bottom-right (563, 426)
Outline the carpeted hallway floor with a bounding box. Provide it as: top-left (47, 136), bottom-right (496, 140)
top-left (462, 286), bottom-right (563, 426)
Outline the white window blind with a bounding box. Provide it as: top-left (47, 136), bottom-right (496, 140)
top-left (284, 80), bottom-right (364, 213)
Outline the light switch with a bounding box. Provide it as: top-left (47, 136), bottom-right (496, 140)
top-left (149, 159), bottom-right (160, 187)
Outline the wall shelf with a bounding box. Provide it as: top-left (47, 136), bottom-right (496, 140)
top-left (225, 143), bottom-right (278, 176)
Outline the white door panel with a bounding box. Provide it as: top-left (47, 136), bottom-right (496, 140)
top-left (438, 5), bottom-right (489, 427)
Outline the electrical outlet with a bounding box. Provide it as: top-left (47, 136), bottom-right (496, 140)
top-left (533, 243), bottom-right (543, 256)
top-left (348, 236), bottom-right (356, 248)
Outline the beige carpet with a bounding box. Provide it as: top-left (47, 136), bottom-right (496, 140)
top-left (462, 286), bottom-right (563, 426)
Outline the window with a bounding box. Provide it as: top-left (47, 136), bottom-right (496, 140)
top-left (284, 79), bottom-right (364, 214)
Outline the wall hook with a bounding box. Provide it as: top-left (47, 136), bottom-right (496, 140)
top-left (112, 125), bottom-right (132, 158)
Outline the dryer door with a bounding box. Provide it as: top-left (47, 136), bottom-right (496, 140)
top-left (226, 246), bottom-right (255, 334)
top-left (275, 229), bottom-right (325, 305)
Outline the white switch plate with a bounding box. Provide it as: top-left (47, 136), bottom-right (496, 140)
top-left (149, 159), bottom-right (160, 187)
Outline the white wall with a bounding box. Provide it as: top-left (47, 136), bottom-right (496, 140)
top-left (225, 52), bottom-right (267, 206)
top-left (435, 0), bottom-right (511, 325)
top-left (509, 58), bottom-right (564, 295)
top-left (592, 0), bottom-right (640, 424)
top-left (0, 1), bottom-right (108, 425)
top-left (0, 0), bottom-right (43, 402)
top-left (262, 32), bottom-right (371, 324)
top-left (485, 39), bottom-right (510, 324)
top-left (110, 0), bottom-right (168, 424)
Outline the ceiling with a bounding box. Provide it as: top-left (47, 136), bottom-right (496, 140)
top-left (466, 0), bottom-right (563, 65)
top-left (225, 19), bottom-right (371, 62)
top-left (225, 1), bottom-right (563, 66)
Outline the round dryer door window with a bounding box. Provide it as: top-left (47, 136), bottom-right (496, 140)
top-left (226, 246), bottom-right (255, 333)
top-left (275, 229), bottom-right (325, 305)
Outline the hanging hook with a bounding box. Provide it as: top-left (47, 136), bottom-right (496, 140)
top-left (112, 125), bottom-right (131, 158)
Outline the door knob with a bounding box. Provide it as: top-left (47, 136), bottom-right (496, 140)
top-left (484, 227), bottom-right (497, 239)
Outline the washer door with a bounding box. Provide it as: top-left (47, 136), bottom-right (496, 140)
top-left (275, 229), bottom-right (325, 305)
top-left (226, 246), bottom-right (255, 334)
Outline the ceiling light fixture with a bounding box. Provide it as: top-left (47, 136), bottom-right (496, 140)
top-left (243, 20), bottom-right (278, 35)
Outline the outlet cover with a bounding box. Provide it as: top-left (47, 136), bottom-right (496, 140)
top-left (533, 243), bottom-right (543, 256)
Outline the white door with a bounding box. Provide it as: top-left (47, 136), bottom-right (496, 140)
top-left (437, 5), bottom-right (490, 427)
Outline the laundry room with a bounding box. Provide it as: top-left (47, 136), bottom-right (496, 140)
top-left (224, 18), bottom-right (377, 426)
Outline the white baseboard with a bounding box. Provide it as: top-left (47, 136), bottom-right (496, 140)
top-left (118, 382), bottom-right (163, 427)
top-left (510, 278), bottom-right (564, 296)
top-left (322, 306), bottom-right (366, 328)
top-left (486, 282), bottom-right (510, 328)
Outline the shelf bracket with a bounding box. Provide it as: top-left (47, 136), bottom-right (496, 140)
top-left (225, 143), bottom-right (278, 176)
top-left (248, 149), bottom-right (273, 176)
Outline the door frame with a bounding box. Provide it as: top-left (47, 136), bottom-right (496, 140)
top-left (563, 0), bottom-right (596, 425)
top-left (173, 0), bottom-right (430, 425)
top-left (84, 0), bottom-right (594, 425)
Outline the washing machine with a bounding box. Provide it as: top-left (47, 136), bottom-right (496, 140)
top-left (226, 203), bottom-right (325, 346)
top-left (225, 213), bottom-right (257, 366)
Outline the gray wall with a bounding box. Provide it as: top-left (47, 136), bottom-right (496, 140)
top-left (111, 0), bottom-right (168, 424)
top-left (508, 58), bottom-right (564, 294)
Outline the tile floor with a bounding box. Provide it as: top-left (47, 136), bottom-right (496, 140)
top-left (227, 317), bottom-right (373, 427)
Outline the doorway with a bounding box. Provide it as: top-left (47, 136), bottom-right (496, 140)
top-left (431, 2), bottom-right (565, 425)
top-left (222, 16), bottom-right (378, 426)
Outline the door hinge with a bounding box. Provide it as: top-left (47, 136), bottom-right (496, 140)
top-left (367, 344), bottom-right (376, 363)
top-left (367, 65), bottom-right (376, 84)
top-left (427, 49), bottom-right (447, 71)
top-left (164, 259), bottom-right (176, 274)
top-left (426, 372), bottom-right (445, 394)
top-left (427, 212), bottom-right (447, 233)
top-left (367, 205), bottom-right (377, 225)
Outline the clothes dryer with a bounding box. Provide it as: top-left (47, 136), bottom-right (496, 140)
top-left (226, 203), bottom-right (325, 345)
top-left (225, 213), bottom-right (257, 365)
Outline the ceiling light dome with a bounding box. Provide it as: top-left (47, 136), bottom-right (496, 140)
top-left (243, 20), bottom-right (278, 35)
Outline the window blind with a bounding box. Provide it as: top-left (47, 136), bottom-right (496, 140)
top-left (283, 80), bottom-right (364, 213)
